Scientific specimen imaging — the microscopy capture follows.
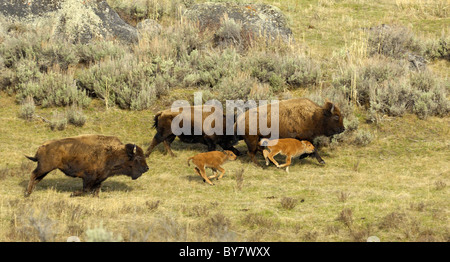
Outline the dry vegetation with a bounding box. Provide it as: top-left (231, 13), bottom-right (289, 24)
top-left (0, 0), bottom-right (449, 242)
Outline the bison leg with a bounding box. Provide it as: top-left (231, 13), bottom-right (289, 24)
top-left (263, 150), bottom-right (270, 166)
top-left (244, 137), bottom-right (260, 166)
top-left (216, 167), bottom-right (226, 180)
top-left (71, 176), bottom-right (103, 197)
top-left (162, 138), bottom-right (176, 157)
top-left (196, 166), bottom-right (214, 185)
top-left (267, 150), bottom-right (281, 167)
top-left (145, 133), bottom-right (163, 157)
top-left (278, 156), bottom-right (293, 173)
top-left (312, 148), bottom-right (326, 164)
top-left (208, 168), bottom-right (218, 179)
top-left (25, 167), bottom-right (52, 197)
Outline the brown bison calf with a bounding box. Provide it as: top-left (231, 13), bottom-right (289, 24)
top-left (187, 150), bottom-right (237, 185)
top-left (259, 138), bottom-right (315, 173)
top-left (25, 135), bottom-right (149, 197)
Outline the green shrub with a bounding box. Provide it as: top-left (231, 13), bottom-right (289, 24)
top-left (214, 18), bottom-right (243, 49)
top-left (18, 96), bottom-right (35, 121)
top-left (66, 105), bottom-right (87, 127)
top-left (245, 52), bottom-right (321, 91)
top-left (213, 72), bottom-right (255, 101)
top-left (76, 55), bottom-right (163, 110)
top-left (49, 112), bottom-right (67, 131)
top-left (332, 57), bottom-right (449, 119)
top-left (353, 129), bottom-right (373, 146)
top-left (367, 25), bottom-right (423, 60)
top-left (16, 71), bottom-right (91, 108)
top-left (424, 34), bottom-right (450, 61)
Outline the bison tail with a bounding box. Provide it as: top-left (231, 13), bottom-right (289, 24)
top-left (25, 155), bottom-right (38, 162)
top-left (259, 138), bottom-right (270, 147)
top-left (187, 157), bottom-right (193, 167)
top-left (152, 111), bottom-right (163, 129)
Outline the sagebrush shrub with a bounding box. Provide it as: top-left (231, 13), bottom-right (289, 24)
top-left (367, 25), bottom-right (423, 60)
top-left (16, 71), bottom-right (91, 108)
top-left (66, 105), bottom-right (86, 127)
top-left (332, 57), bottom-right (449, 119)
top-left (18, 96), bottom-right (35, 121)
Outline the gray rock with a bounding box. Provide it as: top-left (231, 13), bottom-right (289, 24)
top-left (0, 0), bottom-right (137, 44)
top-left (184, 2), bottom-right (293, 43)
top-left (136, 19), bottom-right (162, 38)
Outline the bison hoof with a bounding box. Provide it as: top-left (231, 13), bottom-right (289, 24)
top-left (319, 160), bottom-right (326, 165)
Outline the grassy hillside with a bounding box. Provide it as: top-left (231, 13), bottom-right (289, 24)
top-left (0, 0), bottom-right (448, 242)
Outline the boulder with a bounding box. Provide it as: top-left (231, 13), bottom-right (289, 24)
top-left (184, 2), bottom-right (293, 42)
top-left (0, 0), bottom-right (138, 44)
top-left (136, 19), bottom-right (162, 38)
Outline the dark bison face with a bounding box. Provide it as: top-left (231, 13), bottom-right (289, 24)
top-left (322, 101), bottom-right (345, 137)
top-left (125, 144), bottom-right (149, 180)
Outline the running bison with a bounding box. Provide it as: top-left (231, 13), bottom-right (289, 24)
top-left (235, 98), bottom-right (345, 165)
top-left (145, 105), bottom-right (239, 157)
top-left (25, 135), bottom-right (149, 197)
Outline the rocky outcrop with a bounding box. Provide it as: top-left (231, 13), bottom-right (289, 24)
top-left (184, 2), bottom-right (293, 42)
top-left (0, 0), bottom-right (138, 44)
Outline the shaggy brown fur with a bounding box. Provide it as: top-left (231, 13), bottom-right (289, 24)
top-left (187, 150), bottom-right (237, 185)
top-left (145, 105), bottom-right (239, 158)
top-left (235, 98), bottom-right (345, 165)
top-left (259, 138), bottom-right (315, 173)
top-left (25, 135), bottom-right (149, 197)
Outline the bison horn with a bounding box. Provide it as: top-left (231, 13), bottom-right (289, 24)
top-left (133, 144), bottom-right (136, 154)
top-left (330, 103), bottom-right (335, 113)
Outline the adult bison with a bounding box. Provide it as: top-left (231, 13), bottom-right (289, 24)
top-left (24, 135), bottom-right (149, 197)
top-left (145, 105), bottom-right (239, 157)
top-left (235, 98), bottom-right (345, 165)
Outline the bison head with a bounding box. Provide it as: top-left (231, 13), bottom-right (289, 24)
top-left (322, 101), bottom-right (345, 137)
top-left (125, 144), bottom-right (149, 180)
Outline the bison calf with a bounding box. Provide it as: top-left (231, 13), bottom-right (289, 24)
top-left (259, 138), bottom-right (315, 173)
top-left (187, 150), bottom-right (237, 185)
top-left (25, 135), bottom-right (149, 197)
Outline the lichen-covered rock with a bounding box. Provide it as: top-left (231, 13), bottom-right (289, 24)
top-left (136, 19), bottom-right (162, 38)
top-left (0, 0), bottom-right (137, 44)
top-left (184, 2), bottom-right (293, 42)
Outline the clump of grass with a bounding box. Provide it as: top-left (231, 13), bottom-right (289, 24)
top-left (353, 129), bottom-right (373, 146)
top-left (434, 180), bottom-right (446, 190)
top-left (85, 223), bottom-right (123, 242)
top-left (349, 224), bottom-right (373, 242)
top-left (302, 231), bottom-right (318, 241)
top-left (337, 191), bottom-right (350, 203)
top-left (0, 167), bottom-right (12, 180)
top-left (280, 197), bottom-right (298, 210)
top-left (214, 16), bottom-right (244, 50)
top-left (49, 112), bottom-right (68, 131)
top-left (18, 96), bottom-right (35, 121)
top-left (145, 200), bottom-right (161, 212)
top-left (379, 212), bottom-right (407, 229)
top-left (234, 168), bottom-right (244, 191)
top-left (11, 206), bottom-right (56, 242)
top-left (152, 215), bottom-right (187, 241)
top-left (66, 104), bottom-right (86, 127)
top-left (336, 208), bottom-right (353, 228)
top-left (242, 213), bottom-right (280, 230)
top-left (205, 212), bottom-right (235, 242)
